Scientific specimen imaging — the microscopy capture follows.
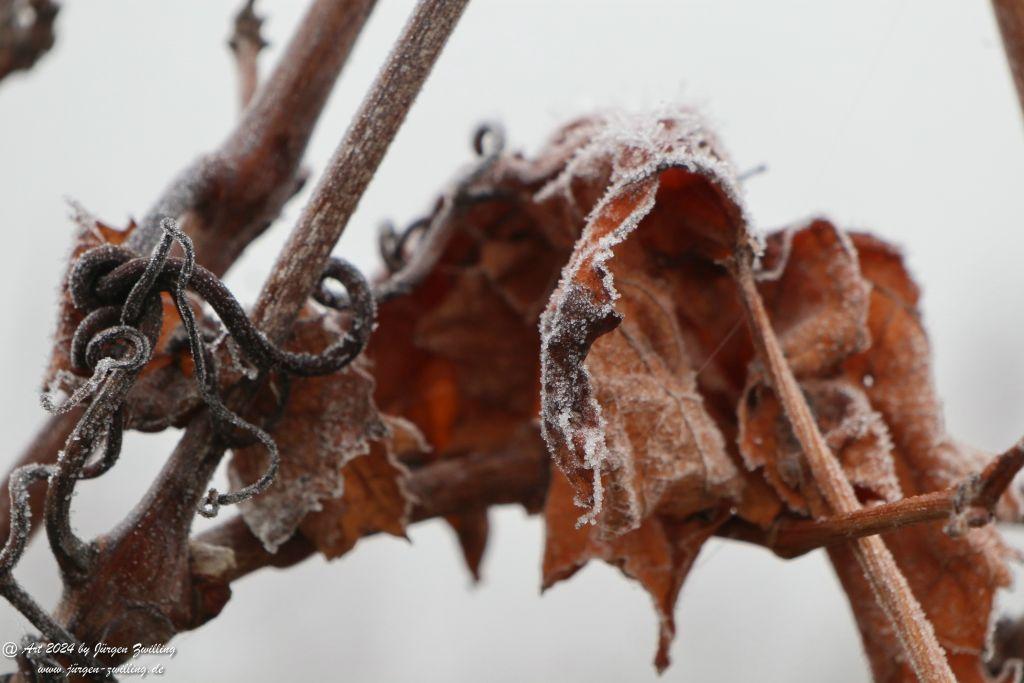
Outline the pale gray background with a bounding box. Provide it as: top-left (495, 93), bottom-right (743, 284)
top-left (1, 1), bottom-right (1023, 681)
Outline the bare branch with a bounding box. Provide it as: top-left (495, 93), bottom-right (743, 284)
top-left (721, 438), bottom-right (1024, 558)
top-left (993, 0), bottom-right (1024, 123)
top-left (0, 0), bottom-right (58, 84)
top-left (229, 0), bottom-right (267, 111)
top-left (252, 0), bottom-right (472, 342)
top-left (129, 0), bottom-right (378, 275)
top-left (731, 252), bottom-right (957, 683)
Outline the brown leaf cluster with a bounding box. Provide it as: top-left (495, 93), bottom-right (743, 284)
top-left (50, 110), bottom-right (1019, 681)
top-left (364, 110), bottom-right (1018, 679)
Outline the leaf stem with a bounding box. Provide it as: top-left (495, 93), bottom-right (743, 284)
top-left (723, 437), bottom-right (1024, 558)
top-left (730, 250), bottom-right (956, 683)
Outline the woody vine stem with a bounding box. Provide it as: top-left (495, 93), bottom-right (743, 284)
top-left (1, 1), bottom-right (1023, 682)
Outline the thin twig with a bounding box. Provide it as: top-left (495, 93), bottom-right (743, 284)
top-left (722, 438), bottom-right (1024, 558)
top-left (229, 0), bottom-right (267, 111)
top-left (252, 0), bottom-right (472, 341)
top-left (0, 0), bottom-right (377, 565)
top-left (993, 0), bottom-right (1024, 123)
top-left (730, 251), bottom-right (956, 683)
top-left (128, 0), bottom-right (378, 274)
top-left (0, 0), bottom-right (58, 83)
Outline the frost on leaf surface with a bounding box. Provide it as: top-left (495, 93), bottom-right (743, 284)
top-left (229, 306), bottom-right (414, 554)
top-left (299, 414), bottom-right (422, 559)
top-left (538, 110), bottom-right (756, 534)
top-left (534, 110), bottom-right (766, 672)
top-left (737, 225), bottom-right (1019, 683)
top-left (357, 109), bottom-right (1020, 677)
top-left (828, 234), bottom-right (1018, 683)
top-left (737, 221), bottom-right (900, 514)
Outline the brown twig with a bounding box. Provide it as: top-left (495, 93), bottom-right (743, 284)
top-left (229, 0), bottom-right (267, 111)
top-left (0, 0), bottom-right (58, 83)
top-left (195, 437), bottom-right (1023, 599)
top-left (0, 0), bottom-right (377, 567)
top-left (251, 0), bottom-right (472, 341)
top-left (129, 0), bottom-right (378, 275)
top-left (993, 0), bottom-right (1024, 122)
top-left (43, 0), bottom-right (472, 659)
top-left (730, 251), bottom-right (956, 683)
top-left (721, 438), bottom-right (1024, 558)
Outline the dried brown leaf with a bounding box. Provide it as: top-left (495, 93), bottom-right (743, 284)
top-left (543, 471), bottom-right (727, 672)
top-left (299, 415), bottom-right (422, 559)
top-left (826, 234), bottom-right (1017, 683)
top-left (533, 110), bottom-right (777, 670)
top-left (368, 154), bottom-right (571, 574)
top-left (230, 307), bottom-right (411, 554)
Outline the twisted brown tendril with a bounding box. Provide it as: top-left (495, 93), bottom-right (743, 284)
top-left (2, 217), bottom-right (373, 679)
top-left (65, 219), bottom-right (374, 515)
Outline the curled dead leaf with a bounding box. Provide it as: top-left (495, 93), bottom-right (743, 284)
top-left (538, 111), bottom-right (756, 536)
top-left (229, 306), bottom-right (414, 554)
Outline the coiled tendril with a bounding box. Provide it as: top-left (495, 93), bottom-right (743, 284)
top-left (59, 217), bottom-right (375, 517)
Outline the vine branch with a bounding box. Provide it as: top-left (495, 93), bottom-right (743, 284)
top-left (730, 251), bottom-right (957, 683)
top-left (252, 0), bottom-right (471, 341)
top-left (228, 0), bottom-right (267, 111)
top-left (0, 0), bottom-right (378, 561)
top-left (0, 0), bottom-right (57, 83)
top-left (24, 0), bottom-right (473, 666)
top-left (993, 0), bottom-right (1024, 123)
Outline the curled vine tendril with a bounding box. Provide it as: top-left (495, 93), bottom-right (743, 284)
top-left (2, 216), bottom-right (374, 678)
top-left (371, 122), bottom-right (506, 306)
top-left (62, 218), bottom-right (374, 516)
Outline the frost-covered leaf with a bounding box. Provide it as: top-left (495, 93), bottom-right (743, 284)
top-left (738, 221), bottom-right (898, 514)
top-left (543, 471), bottom-right (727, 673)
top-left (538, 110), bottom-right (755, 534)
top-left (825, 234), bottom-right (1018, 683)
top-left (753, 219), bottom-right (870, 377)
top-left (534, 110), bottom-right (776, 670)
top-left (737, 223), bottom-right (1017, 682)
top-left (366, 110), bottom-right (1019, 678)
top-left (368, 154), bottom-right (573, 577)
top-left (740, 377), bottom-right (901, 515)
top-left (300, 415), bottom-right (422, 559)
top-left (229, 307), bottom-right (401, 553)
